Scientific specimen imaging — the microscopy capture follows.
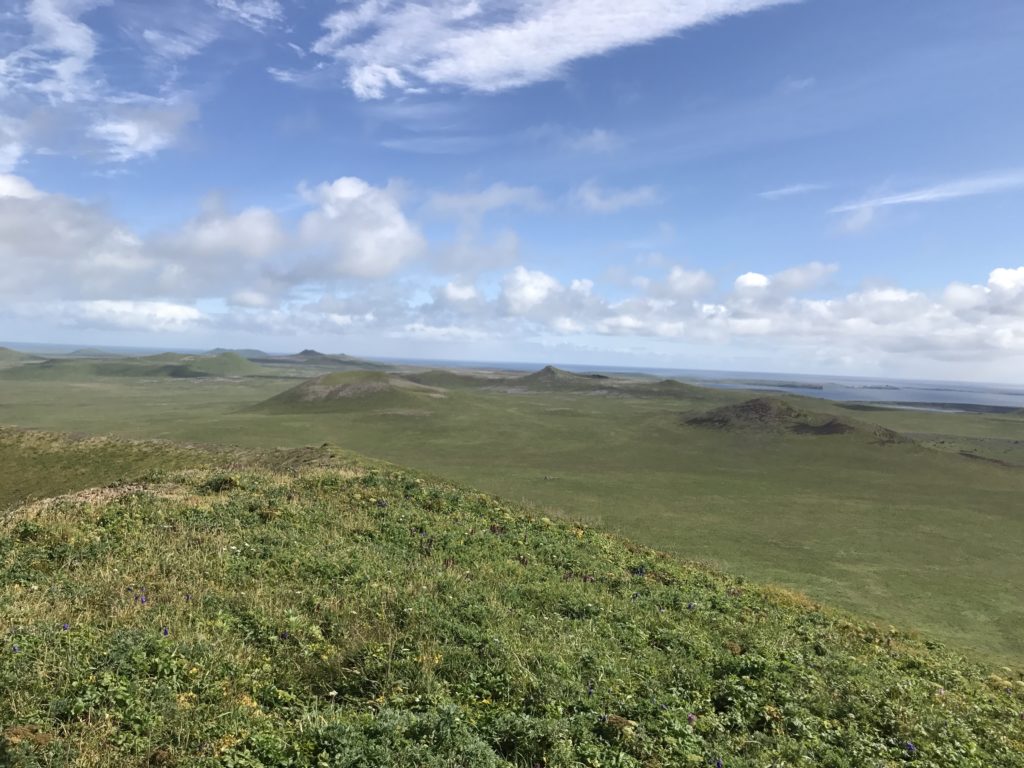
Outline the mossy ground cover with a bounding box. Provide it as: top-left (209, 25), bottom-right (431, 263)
top-left (2, 453), bottom-right (1023, 767)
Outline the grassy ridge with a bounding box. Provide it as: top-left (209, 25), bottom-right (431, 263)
top-left (0, 428), bottom-right (215, 510)
top-left (1, 443), bottom-right (1022, 766)
top-left (0, 353), bottom-right (267, 381)
top-left (252, 372), bottom-right (447, 414)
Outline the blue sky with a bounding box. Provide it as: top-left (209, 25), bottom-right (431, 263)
top-left (1, 0), bottom-right (1023, 380)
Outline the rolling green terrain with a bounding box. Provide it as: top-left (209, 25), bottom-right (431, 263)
top-left (1, 354), bottom-right (1023, 667)
top-left (2, 433), bottom-right (1022, 766)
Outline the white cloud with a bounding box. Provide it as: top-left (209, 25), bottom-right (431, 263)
top-left (0, 174), bottom-right (42, 199)
top-left (771, 261), bottom-right (837, 293)
top-left (90, 101), bottom-right (198, 161)
top-left (735, 271), bottom-right (770, 290)
top-left (666, 266), bottom-right (714, 297)
top-left (0, 173), bottom-right (424, 303)
top-left (0, 118), bottom-right (25, 172)
top-left (502, 266), bottom-right (562, 314)
top-left (298, 177), bottom-right (426, 278)
top-left (832, 171), bottom-right (1024, 231)
top-left (988, 267), bottom-right (1024, 294)
top-left (65, 300), bottom-right (204, 332)
top-left (19, 0), bottom-right (104, 102)
top-left (758, 183), bottom-right (827, 200)
top-left (401, 322), bottom-right (485, 341)
top-left (443, 282), bottom-right (479, 302)
top-left (350, 64), bottom-right (407, 100)
top-left (141, 26), bottom-right (219, 60)
top-left (214, 0), bottom-right (283, 30)
top-left (428, 183), bottom-right (545, 219)
top-left (573, 180), bottom-right (658, 213)
top-left (310, 0), bottom-right (795, 99)
top-left (159, 203), bottom-right (284, 261)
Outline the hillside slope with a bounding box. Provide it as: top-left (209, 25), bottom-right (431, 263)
top-left (687, 397), bottom-right (908, 442)
top-left (1, 446), bottom-right (1021, 766)
top-left (253, 371), bottom-right (446, 413)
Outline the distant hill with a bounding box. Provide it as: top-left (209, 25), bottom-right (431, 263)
top-left (0, 346), bottom-right (40, 364)
top-left (687, 397), bottom-right (907, 442)
top-left (66, 348), bottom-right (124, 358)
top-left (206, 347), bottom-right (269, 360)
top-left (499, 365), bottom-right (615, 392)
top-left (0, 352), bottom-right (264, 381)
top-left (259, 349), bottom-right (387, 370)
top-left (253, 371), bottom-right (446, 413)
top-left (623, 378), bottom-right (723, 400)
top-left (400, 369), bottom-right (497, 389)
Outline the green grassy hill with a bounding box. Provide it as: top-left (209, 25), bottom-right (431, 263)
top-left (0, 352), bottom-right (264, 381)
top-left (253, 371), bottom-right (446, 414)
top-left (0, 347), bottom-right (41, 366)
top-left (511, 365), bottom-right (615, 391)
top-left (688, 397), bottom-right (908, 442)
top-left (260, 350), bottom-right (388, 370)
top-left (400, 369), bottom-right (497, 389)
top-left (0, 436), bottom-right (1022, 766)
top-left (207, 348), bottom-right (269, 360)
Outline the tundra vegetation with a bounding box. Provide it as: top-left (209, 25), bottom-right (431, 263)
top-left (1, 349), bottom-right (1023, 764)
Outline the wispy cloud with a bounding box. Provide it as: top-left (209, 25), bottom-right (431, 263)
top-left (574, 180), bottom-right (658, 213)
top-left (309, 0), bottom-right (798, 99)
top-left (758, 183), bottom-right (827, 200)
top-left (832, 171), bottom-right (1024, 214)
top-left (569, 128), bottom-right (620, 153)
top-left (831, 171), bottom-right (1024, 232)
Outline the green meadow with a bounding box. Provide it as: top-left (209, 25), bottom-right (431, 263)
top-left (1, 352), bottom-right (1023, 666)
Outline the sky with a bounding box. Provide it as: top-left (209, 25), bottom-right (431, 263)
top-left (1, 0), bottom-right (1023, 381)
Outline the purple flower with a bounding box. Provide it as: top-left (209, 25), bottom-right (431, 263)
top-left (905, 742), bottom-right (916, 754)
top-left (688, 713), bottom-right (697, 724)
top-left (62, 623), bottom-right (69, 631)
top-left (716, 759), bottom-right (723, 768)
top-left (162, 627), bottom-right (169, 637)
top-left (12, 645), bottom-right (19, 653)
top-left (140, 595), bottom-right (147, 605)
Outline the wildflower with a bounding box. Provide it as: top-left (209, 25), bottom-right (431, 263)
top-left (140, 596), bottom-right (147, 605)
top-left (587, 681), bottom-right (594, 697)
top-left (62, 623), bottom-right (69, 631)
top-left (687, 602), bottom-right (696, 610)
top-left (12, 645), bottom-right (19, 653)
top-left (377, 499), bottom-right (388, 508)
top-left (185, 594), bottom-right (192, 602)
top-left (280, 631), bottom-right (289, 640)
top-left (716, 759), bottom-right (724, 768)
top-left (162, 627), bottom-right (169, 637)
top-left (905, 742), bottom-right (916, 754)
top-left (688, 713), bottom-right (697, 724)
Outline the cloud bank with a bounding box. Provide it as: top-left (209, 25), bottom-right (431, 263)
top-left (3, 173), bottom-right (1023, 375)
